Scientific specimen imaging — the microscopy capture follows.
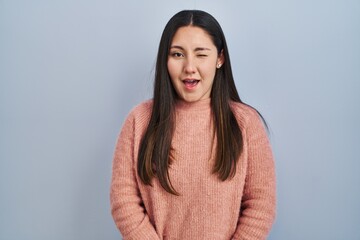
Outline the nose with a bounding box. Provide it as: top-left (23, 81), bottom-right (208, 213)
top-left (183, 58), bottom-right (196, 74)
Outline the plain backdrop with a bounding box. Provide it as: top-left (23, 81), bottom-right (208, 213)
top-left (1, 0), bottom-right (359, 239)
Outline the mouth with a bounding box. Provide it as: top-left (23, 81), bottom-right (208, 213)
top-left (182, 79), bottom-right (200, 89)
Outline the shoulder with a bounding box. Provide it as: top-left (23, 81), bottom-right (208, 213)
top-left (123, 99), bottom-right (153, 128)
top-left (230, 101), bottom-right (270, 147)
top-left (229, 101), bottom-right (262, 128)
top-left (129, 99), bottom-right (153, 118)
top-left (127, 99), bottom-right (153, 119)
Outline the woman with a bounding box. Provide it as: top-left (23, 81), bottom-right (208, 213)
top-left (110, 10), bottom-right (276, 240)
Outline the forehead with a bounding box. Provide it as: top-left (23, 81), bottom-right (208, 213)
top-left (171, 26), bottom-right (215, 48)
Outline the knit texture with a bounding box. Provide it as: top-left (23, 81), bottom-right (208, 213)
top-left (110, 98), bottom-right (276, 240)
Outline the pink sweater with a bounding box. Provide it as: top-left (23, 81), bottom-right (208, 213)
top-left (110, 98), bottom-right (276, 240)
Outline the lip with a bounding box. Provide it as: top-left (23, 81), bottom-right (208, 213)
top-left (182, 78), bottom-right (200, 90)
top-left (182, 78), bottom-right (200, 81)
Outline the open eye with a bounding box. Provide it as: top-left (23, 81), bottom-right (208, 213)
top-left (170, 52), bottom-right (184, 58)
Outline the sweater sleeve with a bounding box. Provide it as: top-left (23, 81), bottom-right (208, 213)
top-left (110, 113), bottom-right (160, 240)
top-left (232, 109), bottom-right (276, 240)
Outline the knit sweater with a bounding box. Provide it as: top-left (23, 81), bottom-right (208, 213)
top-left (110, 98), bottom-right (276, 240)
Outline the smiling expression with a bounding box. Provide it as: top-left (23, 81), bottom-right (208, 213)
top-left (167, 26), bottom-right (224, 103)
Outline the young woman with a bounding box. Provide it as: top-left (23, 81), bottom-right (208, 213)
top-left (110, 10), bottom-right (276, 240)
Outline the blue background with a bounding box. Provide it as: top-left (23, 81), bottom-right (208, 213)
top-left (1, 0), bottom-right (359, 239)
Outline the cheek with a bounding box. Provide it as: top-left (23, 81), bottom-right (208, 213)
top-left (200, 62), bottom-right (217, 78)
top-left (167, 60), bottom-right (179, 79)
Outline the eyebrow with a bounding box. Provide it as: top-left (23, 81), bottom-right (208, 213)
top-left (170, 45), bottom-right (211, 51)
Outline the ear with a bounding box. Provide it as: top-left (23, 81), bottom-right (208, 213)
top-left (217, 50), bottom-right (225, 68)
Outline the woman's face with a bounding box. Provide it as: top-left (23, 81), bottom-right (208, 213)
top-left (167, 26), bottom-right (224, 103)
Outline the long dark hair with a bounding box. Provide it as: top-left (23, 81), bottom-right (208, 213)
top-left (138, 10), bottom-right (246, 195)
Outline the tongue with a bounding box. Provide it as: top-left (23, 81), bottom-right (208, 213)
top-left (184, 81), bottom-right (197, 87)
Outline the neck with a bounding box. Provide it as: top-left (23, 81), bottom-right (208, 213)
top-left (175, 98), bottom-right (211, 112)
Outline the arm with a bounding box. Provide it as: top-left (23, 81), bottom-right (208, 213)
top-left (232, 110), bottom-right (276, 240)
top-left (110, 114), bottom-right (160, 240)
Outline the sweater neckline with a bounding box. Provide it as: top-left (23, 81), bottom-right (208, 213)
top-left (175, 98), bottom-right (211, 112)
